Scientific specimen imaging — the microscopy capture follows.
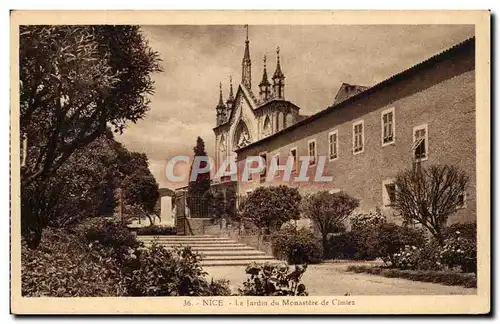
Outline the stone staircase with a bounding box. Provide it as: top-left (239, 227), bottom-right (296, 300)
top-left (136, 235), bottom-right (280, 266)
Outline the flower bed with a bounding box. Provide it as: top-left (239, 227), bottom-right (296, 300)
top-left (346, 265), bottom-right (476, 288)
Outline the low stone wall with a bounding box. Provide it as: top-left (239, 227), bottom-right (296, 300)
top-left (225, 229), bottom-right (274, 256)
top-left (186, 218), bottom-right (213, 235)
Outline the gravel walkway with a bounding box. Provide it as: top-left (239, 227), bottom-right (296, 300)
top-left (204, 262), bottom-right (477, 296)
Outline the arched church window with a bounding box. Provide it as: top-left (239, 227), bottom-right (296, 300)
top-left (234, 121), bottom-right (251, 149)
top-left (285, 113), bottom-right (294, 128)
top-left (263, 115), bottom-right (272, 137)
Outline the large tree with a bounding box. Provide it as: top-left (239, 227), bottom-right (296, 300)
top-left (20, 25), bottom-right (161, 246)
top-left (301, 191), bottom-right (359, 254)
top-left (393, 164), bottom-right (468, 245)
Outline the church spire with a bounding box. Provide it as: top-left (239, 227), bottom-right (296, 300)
top-left (259, 55), bottom-right (271, 102)
top-left (216, 82), bottom-right (227, 126)
top-left (226, 75), bottom-right (235, 111)
top-left (272, 45), bottom-right (285, 100)
top-left (241, 25), bottom-right (252, 90)
top-left (228, 75), bottom-right (234, 102)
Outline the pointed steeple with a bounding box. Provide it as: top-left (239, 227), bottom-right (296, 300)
top-left (259, 55), bottom-right (271, 102)
top-left (272, 46), bottom-right (286, 100)
top-left (241, 25), bottom-right (252, 90)
top-left (226, 75), bottom-right (235, 112)
top-left (272, 45), bottom-right (285, 80)
top-left (216, 82), bottom-right (227, 126)
top-left (228, 75), bottom-right (234, 102)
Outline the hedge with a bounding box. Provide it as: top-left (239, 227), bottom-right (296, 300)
top-left (346, 265), bottom-right (476, 288)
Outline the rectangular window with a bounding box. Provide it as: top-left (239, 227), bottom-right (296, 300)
top-left (381, 108), bottom-right (395, 145)
top-left (307, 139), bottom-right (317, 166)
top-left (353, 120), bottom-right (364, 154)
top-left (328, 130), bottom-right (339, 161)
top-left (412, 124), bottom-right (428, 161)
top-left (290, 148), bottom-right (298, 173)
top-left (382, 179), bottom-right (396, 207)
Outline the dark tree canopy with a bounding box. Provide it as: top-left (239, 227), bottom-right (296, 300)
top-left (20, 25), bottom-right (161, 246)
top-left (393, 163), bottom-right (468, 244)
top-left (301, 191), bottom-right (359, 254)
top-left (20, 25), bottom-right (162, 187)
top-left (241, 185), bottom-right (302, 234)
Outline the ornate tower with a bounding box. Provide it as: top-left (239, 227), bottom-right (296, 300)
top-left (226, 75), bottom-right (235, 112)
top-left (215, 82), bottom-right (227, 126)
top-left (272, 46), bottom-right (285, 100)
top-left (258, 55), bottom-right (272, 103)
top-left (241, 25), bottom-right (252, 90)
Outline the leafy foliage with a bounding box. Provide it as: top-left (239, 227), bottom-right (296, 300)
top-left (271, 225), bottom-right (322, 264)
top-left (238, 263), bottom-right (308, 296)
top-left (20, 25), bottom-right (161, 246)
top-left (187, 137), bottom-right (211, 216)
top-left (439, 230), bottom-right (477, 273)
top-left (125, 244), bottom-right (230, 296)
top-left (22, 218), bottom-right (232, 297)
top-left (22, 219), bottom-right (136, 297)
top-left (324, 232), bottom-right (357, 260)
top-left (301, 191), bottom-right (359, 254)
top-left (377, 223), bottom-right (427, 266)
top-left (349, 209), bottom-right (387, 260)
top-left (136, 225), bottom-right (177, 236)
top-left (205, 185), bottom-right (238, 225)
top-left (347, 265), bottom-right (476, 288)
top-left (393, 164), bottom-right (468, 244)
top-left (241, 185), bottom-right (301, 234)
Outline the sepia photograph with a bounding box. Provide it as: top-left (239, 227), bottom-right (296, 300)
top-left (10, 11), bottom-right (490, 314)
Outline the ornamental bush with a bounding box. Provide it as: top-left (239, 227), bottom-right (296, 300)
top-left (324, 232), bottom-right (357, 260)
top-left (241, 185), bottom-right (301, 234)
top-left (238, 262), bottom-right (308, 296)
top-left (377, 223), bottom-right (427, 266)
top-left (271, 225), bottom-right (322, 264)
top-left (349, 209), bottom-right (387, 260)
top-left (439, 230), bottom-right (477, 273)
top-left (22, 223), bottom-right (131, 297)
top-left (125, 244), bottom-right (231, 296)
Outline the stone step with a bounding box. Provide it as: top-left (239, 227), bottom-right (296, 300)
top-left (201, 255), bottom-right (274, 261)
top-left (137, 235), bottom-right (229, 240)
top-left (140, 244), bottom-right (255, 251)
top-left (198, 250), bottom-right (266, 257)
top-left (201, 259), bottom-right (283, 267)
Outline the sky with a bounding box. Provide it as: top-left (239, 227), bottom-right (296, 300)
top-left (115, 24), bottom-right (474, 190)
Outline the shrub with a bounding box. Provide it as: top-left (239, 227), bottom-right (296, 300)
top-left (377, 223), bottom-right (427, 265)
top-left (241, 185), bottom-right (301, 234)
top-left (125, 244), bottom-right (231, 296)
top-left (439, 230), bottom-right (477, 273)
top-left (77, 217), bottom-right (140, 264)
top-left (444, 222), bottom-right (477, 241)
top-left (22, 226), bottom-right (129, 297)
top-left (347, 265), bottom-right (476, 288)
top-left (271, 225), bottom-right (322, 264)
top-left (301, 191), bottom-right (359, 255)
top-left (324, 232), bottom-right (357, 260)
top-left (238, 262), bottom-right (308, 296)
top-left (349, 209), bottom-right (387, 260)
top-left (136, 225), bottom-right (177, 236)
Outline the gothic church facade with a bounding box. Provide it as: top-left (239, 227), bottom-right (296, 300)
top-left (212, 29), bottom-right (302, 177)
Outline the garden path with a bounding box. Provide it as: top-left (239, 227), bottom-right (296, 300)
top-left (204, 262), bottom-right (477, 296)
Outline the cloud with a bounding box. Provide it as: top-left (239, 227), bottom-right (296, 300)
top-left (116, 24), bottom-right (474, 189)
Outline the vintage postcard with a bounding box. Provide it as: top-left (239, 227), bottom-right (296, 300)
top-left (10, 10), bottom-right (490, 314)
